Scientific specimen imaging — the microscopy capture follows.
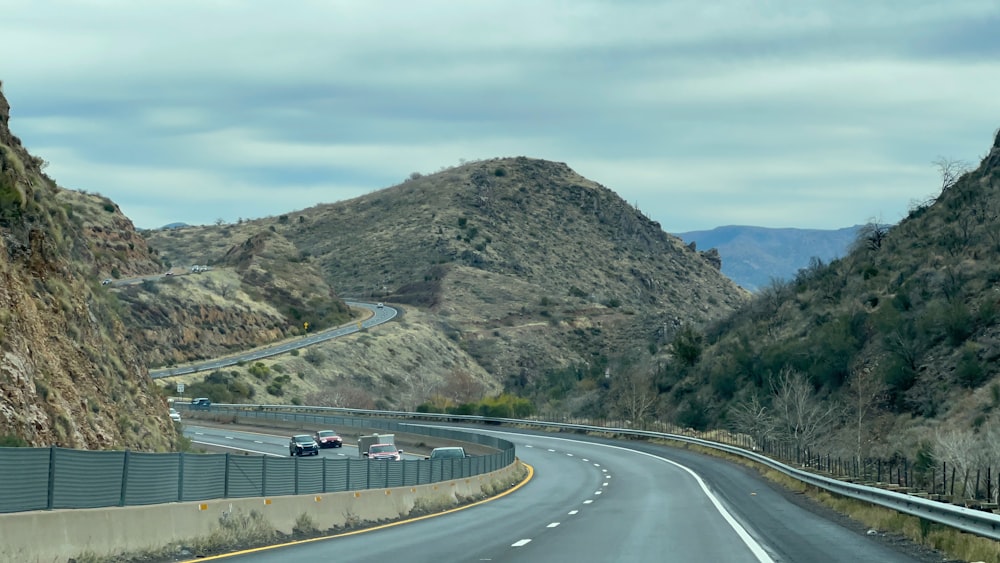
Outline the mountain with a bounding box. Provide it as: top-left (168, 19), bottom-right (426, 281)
top-left (0, 82), bottom-right (176, 450)
top-left (676, 225), bottom-right (862, 291)
top-left (143, 157), bottom-right (749, 409)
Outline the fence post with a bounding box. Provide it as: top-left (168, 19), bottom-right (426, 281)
top-left (988, 466), bottom-right (993, 503)
top-left (120, 450), bottom-right (131, 507)
top-left (942, 461), bottom-right (947, 496)
top-left (262, 455), bottom-right (268, 496)
top-left (47, 446), bottom-right (56, 510)
top-left (294, 456), bottom-right (299, 496)
top-left (224, 453), bottom-right (231, 498)
top-left (178, 452), bottom-right (185, 503)
top-left (321, 457), bottom-right (327, 493)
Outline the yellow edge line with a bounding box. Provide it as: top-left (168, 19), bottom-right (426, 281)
top-left (184, 462), bottom-right (534, 562)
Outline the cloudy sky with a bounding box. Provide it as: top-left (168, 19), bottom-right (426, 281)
top-left (1, 1), bottom-right (998, 232)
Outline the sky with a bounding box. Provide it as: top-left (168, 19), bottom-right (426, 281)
top-left (1, 1), bottom-right (999, 233)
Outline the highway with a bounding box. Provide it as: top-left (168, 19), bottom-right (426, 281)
top-left (184, 426), bottom-right (418, 460)
top-left (187, 425), bottom-right (931, 562)
top-left (151, 301), bottom-right (396, 378)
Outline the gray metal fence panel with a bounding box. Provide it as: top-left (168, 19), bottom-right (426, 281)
top-left (324, 460), bottom-right (349, 492)
top-left (0, 447), bottom-right (50, 513)
top-left (347, 459), bottom-right (369, 491)
top-left (263, 457), bottom-right (295, 497)
top-left (366, 460), bottom-right (390, 488)
top-left (52, 448), bottom-right (125, 509)
top-left (124, 452), bottom-right (180, 506)
top-left (227, 456), bottom-right (264, 498)
top-left (387, 461), bottom-right (404, 488)
top-left (0, 405), bottom-right (519, 513)
top-left (401, 460), bottom-right (419, 486)
top-left (296, 458), bottom-right (324, 495)
top-left (180, 454), bottom-right (226, 502)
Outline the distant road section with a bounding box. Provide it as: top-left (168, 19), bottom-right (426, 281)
top-left (149, 301), bottom-right (397, 379)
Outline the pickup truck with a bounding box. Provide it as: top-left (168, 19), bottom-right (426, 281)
top-left (358, 433), bottom-right (403, 460)
top-left (365, 443), bottom-right (403, 461)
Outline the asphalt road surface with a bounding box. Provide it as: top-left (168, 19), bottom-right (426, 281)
top-left (186, 425), bottom-right (932, 563)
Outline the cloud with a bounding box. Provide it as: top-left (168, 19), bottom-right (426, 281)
top-left (2, 1), bottom-right (998, 232)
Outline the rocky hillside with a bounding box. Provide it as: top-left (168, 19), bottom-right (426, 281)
top-left (112, 227), bottom-right (354, 368)
top-left (0, 82), bottom-right (175, 450)
top-left (145, 158), bottom-right (748, 408)
top-left (667, 128), bottom-right (1000, 457)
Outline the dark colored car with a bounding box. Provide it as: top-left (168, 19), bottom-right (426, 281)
top-left (289, 434), bottom-right (320, 456)
top-left (313, 430), bottom-right (343, 448)
top-left (425, 447), bottom-right (467, 460)
top-left (190, 397), bottom-right (211, 410)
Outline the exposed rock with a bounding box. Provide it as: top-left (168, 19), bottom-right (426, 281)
top-left (0, 84), bottom-right (175, 450)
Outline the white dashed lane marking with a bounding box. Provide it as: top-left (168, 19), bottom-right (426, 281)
top-left (568, 510), bottom-right (579, 515)
top-left (547, 522), bottom-right (560, 528)
top-left (512, 539), bottom-right (532, 547)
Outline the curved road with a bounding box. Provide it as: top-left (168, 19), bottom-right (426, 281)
top-left (188, 425), bottom-right (930, 562)
top-left (151, 301), bottom-right (396, 378)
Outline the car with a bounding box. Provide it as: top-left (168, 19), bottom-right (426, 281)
top-left (101, 278), bottom-right (113, 286)
top-left (365, 443), bottom-right (402, 461)
top-left (376, 302), bottom-right (384, 308)
top-left (313, 429), bottom-right (343, 448)
top-left (425, 446), bottom-right (467, 460)
top-left (164, 271), bottom-right (174, 276)
top-left (190, 397), bottom-right (211, 410)
top-left (169, 408), bottom-right (181, 423)
top-left (289, 434), bottom-right (320, 456)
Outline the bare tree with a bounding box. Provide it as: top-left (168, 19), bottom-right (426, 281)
top-left (770, 367), bottom-right (838, 450)
top-left (610, 368), bottom-right (658, 424)
top-left (844, 363), bottom-right (887, 464)
top-left (934, 427), bottom-right (983, 499)
top-left (933, 156), bottom-right (972, 193)
top-left (729, 392), bottom-right (774, 450)
top-left (856, 218), bottom-right (889, 252)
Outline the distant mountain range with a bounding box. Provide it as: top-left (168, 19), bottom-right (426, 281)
top-left (676, 225), bottom-right (862, 291)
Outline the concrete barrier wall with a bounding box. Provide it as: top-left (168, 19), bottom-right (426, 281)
top-left (0, 462), bottom-right (523, 562)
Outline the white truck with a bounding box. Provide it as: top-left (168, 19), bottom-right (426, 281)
top-left (358, 433), bottom-right (402, 460)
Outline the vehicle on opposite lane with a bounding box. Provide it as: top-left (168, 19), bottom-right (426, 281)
top-left (289, 434), bottom-right (320, 456)
top-left (314, 429), bottom-right (343, 448)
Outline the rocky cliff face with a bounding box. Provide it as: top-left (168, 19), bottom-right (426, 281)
top-left (0, 82), bottom-right (175, 450)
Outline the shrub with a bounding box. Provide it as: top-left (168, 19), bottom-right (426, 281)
top-left (956, 344), bottom-right (986, 388)
top-left (0, 435), bottom-right (28, 447)
top-left (248, 362), bottom-right (271, 380)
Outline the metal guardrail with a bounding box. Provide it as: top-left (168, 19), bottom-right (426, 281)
top-left (211, 402), bottom-right (1000, 541)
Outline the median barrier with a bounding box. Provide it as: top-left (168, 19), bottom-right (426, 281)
top-left (0, 463), bottom-right (523, 562)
